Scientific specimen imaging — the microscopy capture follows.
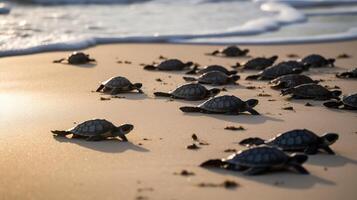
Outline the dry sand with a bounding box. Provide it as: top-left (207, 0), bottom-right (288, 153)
top-left (0, 41), bottom-right (356, 200)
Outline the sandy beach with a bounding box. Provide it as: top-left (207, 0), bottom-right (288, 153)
top-left (0, 41), bottom-right (356, 200)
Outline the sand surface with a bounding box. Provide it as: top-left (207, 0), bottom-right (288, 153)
top-left (0, 42), bottom-right (356, 200)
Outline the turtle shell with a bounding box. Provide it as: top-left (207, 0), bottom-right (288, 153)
top-left (260, 64), bottom-right (301, 79)
top-left (68, 52), bottom-right (91, 64)
top-left (276, 60), bottom-right (306, 69)
top-left (156, 59), bottom-right (186, 70)
top-left (68, 119), bottom-right (115, 137)
top-left (243, 57), bottom-right (275, 70)
top-left (270, 74), bottom-right (315, 88)
top-left (171, 83), bottom-right (209, 99)
top-left (224, 146), bottom-right (288, 167)
top-left (199, 95), bottom-right (245, 113)
top-left (290, 83), bottom-right (332, 98)
top-left (198, 65), bottom-right (232, 75)
top-left (266, 129), bottom-right (319, 151)
top-left (102, 76), bottom-right (133, 90)
top-left (342, 93), bottom-right (357, 108)
top-left (198, 71), bottom-right (230, 85)
top-left (301, 54), bottom-right (330, 67)
top-left (221, 46), bottom-right (245, 56)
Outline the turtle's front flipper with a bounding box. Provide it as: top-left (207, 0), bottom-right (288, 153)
top-left (133, 83), bottom-right (143, 93)
top-left (143, 65), bottom-right (157, 70)
top-left (323, 100), bottom-right (342, 109)
top-left (304, 146), bottom-right (318, 155)
top-left (322, 146), bottom-right (335, 155)
top-left (183, 76), bottom-right (197, 82)
top-left (245, 74), bottom-right (260, 80)
top-left (119, 135), bottom-right (128, 142)
top-left (185, 65), bottom-right (198, 74)
top-left (290, 164), bottom-right (309, 174)
top-left (246, 107), bottom-right (260, 115)
top-left (51, 130), bottom-right (71, 137)
top-left (200, 159), bottom-right (226, 168)
top-left (243, 167), bottom-right (268, 175)
top-left (53, 58), bottom-right (65, 63)
top-left (96, 84), bottom-right (104, 92)
top-left (154, 92), bottom-right (172, 97)
top-left (180, 106), bottom-right (203, 113)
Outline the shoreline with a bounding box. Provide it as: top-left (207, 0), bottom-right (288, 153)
top-left (0, 41), bottom-right (357, 200)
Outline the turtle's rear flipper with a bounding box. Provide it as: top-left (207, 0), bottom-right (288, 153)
top-left (245, 74), bottom-right (260, 80)
top-left (239, 137), bottom-right (265, 146)
top-left (143, 65), bottom-right (156, 70)
top-left (96, 84), bottom-right (104, 92)
top-left (180, 106), bottom-right (202, 113)
top-left (51, 130), bottom-right (71, 137)
top-left (323, 100), bottom-right (342, 109)
top-left (154, 92), bottom-right (172, 97)
top-left (53, 58), bottom-right (65, 63)
top-left (183, 76), bottom-right (197, 82)
top-left (200, 159), bottom-right (225, 168)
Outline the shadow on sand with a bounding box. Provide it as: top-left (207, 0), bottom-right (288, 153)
top-left (54, 136), bottom-right (149, 153)
top-left (201, 167), bottom-right (335, 189)
top-left (308, 154), bottom-right (357, 167)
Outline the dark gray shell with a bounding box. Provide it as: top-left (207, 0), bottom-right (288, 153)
top-left (270, 74), bottom-right (315, 88)
top-left (199, 95), bottom-right (245, 113)
top-left (276, 60), bottom-right (306, 70)
top-left (259, 64), bottom-right (302, 79)
top-left (220, 46), bottom-right (246, 56)
top-left (301, 54), bottom-right (331, 67)
top-left (267, 129), bottom-right (319, 151)
top-left (288, 83), bottom-right (332, 98)
top-left (68, 119), bottom-right (115, 136)
top-left (101, 76), bottom-right (133, 89)
top-left (243, 57), bottom-right (275, 70)
top-left (171, 83), bottom-right (209, 99)
top-left (68, 52), bottom-right (92, 64)
top-left (224, 146), bottom-right (288, 167)
top-left (197, 65), bottom-right (232, 75)
top-left (198, 71), bottom-right (231, 85)
top-left (342, 93), bottom-right (357, 108)
top-left (156, 59), bottom-right (186, 70)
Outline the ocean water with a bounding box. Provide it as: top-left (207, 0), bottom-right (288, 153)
top-left (1, 0), bottom-right (357, 57)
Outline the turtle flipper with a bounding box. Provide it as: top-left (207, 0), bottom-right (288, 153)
top-left (185, 65), bottom-right (199, 74)
top-left (245, 74), bottom-right (260, 80)
top-left (132, 83), bottom-right (143, 93)
top-left (200, 159), bottom-right (226, 168)
top-left (290, 164), bottom-right (309, 174)
top-left (86, 135), bottom-right (105, 141)
top-left (211, 50), bottom-right (220, 56)
top-left (119, 135), bottom-right (128, 142)
top-left (154, 92), bottom-right (172, 97)
top-left (96, 84), bottom-right (104, 92)
top-left (239, 137), bottom-right (265, 147)
top-left (51, 130), bottom-right (71, 137)
top-left (143, 65), bottom-right (157, 70)
top-left (110, 88), bottom-right (121, 95)
top-left (323, 100), bottom-right (343, 109)
top-left (183, 76), bottom-right (197, 82)
top-left (243, 167), bottom-right (268, 175)
top-left (180, 106), bottom-right (203, 113)
top-left (281, 88), bottom-right (294, 96)
top-left (246, 107), bottom-right (260, 115)
top-left (53, 58), bottom-right (66, 63)
top-left (304, 146), bottom-right (318, 155)
top-left (322, 146), bottom-right (335, 155)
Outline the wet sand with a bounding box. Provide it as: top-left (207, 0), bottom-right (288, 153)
top-left (0, 41), bottom-right (356, 200)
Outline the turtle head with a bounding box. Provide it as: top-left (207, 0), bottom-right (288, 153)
top-left (270, 55), bottom-right (278, 62)
top-left (113, 124), bottom-right (134, 136)
top-left (243, 49), bottom-right (250, 54)
top-left (321, 133), bottom-right (339, 146)
top-left (245, 99), bottom-right (259, 108)
top-left (209, 88), bottom-right (221, 97)
top-left (230, 75), bottom-right (240, 82)
top-left (328, 58), bottom-right (335, 66)
top-left (330, 90), bottom-right (342, 99)
top-left (185, 61), bottom-right (194, 67)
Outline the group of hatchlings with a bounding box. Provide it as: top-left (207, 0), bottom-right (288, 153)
top-left (51, 46), bottom-right (356, 176)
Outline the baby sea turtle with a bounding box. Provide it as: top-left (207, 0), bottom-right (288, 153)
top-left (51, 119), bottom-right (133, 141)
top-left (154, 83), bottom-right (221, 101)
top-left (144, 59), bottom-right (193, 71)
top-left (336, 68), bottom-right (357, 79)
top-left (324, 93), bottom-right (357, 110)
top-left (275, 60), bottom-right (310, 71)
top-left (186, 65), bottom-right (237, 75)
top-left (210, 45), bottom-right (249, 57)
top-left (301, 54), bottom-right (335, 68)
top-left (183, 71), bottom-right (240, 85)
top-left (236, 56), bottom-right (278, 70)
top-left (246, 63), bottom-right (303, 80)
top-left (239, 129), bottom-right (339, 155)
top-left (281, 83), bottom-right (342, 100)
top-left (269, 74), bottom-right (317, 89)
top-left (200, 146), bottom-right (309, 175)
top-left (96, 76), bottom-right (143, 94)
top-left (180, 95), bottom-right (259, 115)
top-left (53, 52), bottom-right (96, 64)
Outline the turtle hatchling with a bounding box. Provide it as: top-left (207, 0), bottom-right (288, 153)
top-left (245, 62), bottom-right (303, 80)
top-left (186, 64), bottom-right (237, 75)
top-left (269, 74), bottom-right (317, 89)
top-left (281, 83), bottom-right (342, 100)
top-left (53, 52), bottom-right (96, 64)
top-left (200, 146), bottom-right (309, 175)
top-left (154, 83), bottom-right (221, 101)
top-left (210, 45), bottom-right (249, 57)
top-left (183, 71), bottom-right (240, 85)
top-left (96, 76), bottom-right (143, 94)
top-left (301, 54), bottom-right (335, 68)
top-left (336, 68), bottom-right (357, 79)
top-left (239, 129), bottom-right (339, 155)
top-left (144, 59), bottom-right (193, 71)
top-left (180, 95), bottom-right (259, 115)
top-left (324, 93), bottom-right (357, 110)
top-left (52, 119), bottom-right (133, 141)
top-left (236, 56), bottom-right (278, 70)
